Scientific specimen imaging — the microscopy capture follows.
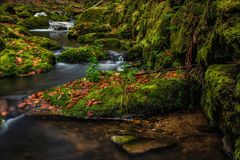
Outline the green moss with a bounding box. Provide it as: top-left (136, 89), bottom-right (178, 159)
top-left (217, 0), bottom-right (240, 14)
top-left (202, 64), bottom-right (238, 125)
top-left (78, 32), bottom-right (120, 44)
top-left (76, 7), bottom-right (107, 23)
top-left (0, 24), bottom-right (19, 39)
top-left (0, 38), bottom-right (55, 77)
top-left (216, 22), bottom-right (240, 60)
top-left (42, 73), bottom-right (199, 118)
top-left (0, 38), bottom-right (6, 51)
top-left (236, 138), bottom-right (240, 160)
top-left (111, 135), bottom-right (137, 145)
top-left (202, 64), bottom-right (240, 156)
top-left (0, 50), bottom-right (18, 77)
top-left (94, 38), bottom-right (132, 50)
top-left (0, 15), bottom-right (15, 23)
top-left (49, 12), bottom-right (69, 21)
top-left (28, 36), bottom-right (61, 50)
top-left (68, 23), bottom-right (112, 39)
top-left (94, 38), bottom-right (120, 49)
top-left (18, 16), bottom-right (49, 29)
top-left (154, 51), bottom-right (174, 69)
top-left (57, 45), bottom-right (107, 63)
top-left (197, 32), bottom-right (215, 66)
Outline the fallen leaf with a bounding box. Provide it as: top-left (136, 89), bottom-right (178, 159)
top-left (87, 111), bottom-right (93, 118)
top-left (18, 103), bottom-right (26, 108)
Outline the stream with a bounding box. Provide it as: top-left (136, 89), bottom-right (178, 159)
top-left (0, 26), bottom-right (230, 160)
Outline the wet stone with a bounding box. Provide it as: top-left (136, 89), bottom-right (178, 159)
top-left (111, 135), bottom-right (176, 155)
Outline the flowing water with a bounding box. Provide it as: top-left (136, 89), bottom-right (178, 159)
top-left (0, 25), bottom-right (230, 160)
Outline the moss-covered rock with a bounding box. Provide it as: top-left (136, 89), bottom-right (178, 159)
top-left (76, 7), bottom-right (107, 23)
top-left (28, 36), bottom-right (61, 50)
top-left (202, 64), bottom-right (240, 158)
top-left (94, 38), bottom-right (132, 50)
top-left (38, 72), bottom-right (200, 118)
top-left (57, 45), bottom-right (108, 63)
top-left (18, 16), bottom-right (49, 29)
top-left (111, 135), bottom-right (137, 145)
top-left (0, 39), bottom-right (55, 77)
top-left (67, 23), bottom-right (112, 39)
top-left (78, 32), bottom-right (120, 44)
top-left (94, 38), bottom-right (121, 49)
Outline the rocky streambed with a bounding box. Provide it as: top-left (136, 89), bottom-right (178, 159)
top-left (0, 111), bottom-right (229, 160)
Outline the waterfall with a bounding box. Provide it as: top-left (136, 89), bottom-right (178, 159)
top-left (108, 50), bottom-right (125, 61)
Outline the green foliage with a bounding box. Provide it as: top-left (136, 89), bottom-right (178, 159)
top-left (86, 57), bottom-right (101, 82)
top-left (57, 45), bottom-right (107, 63)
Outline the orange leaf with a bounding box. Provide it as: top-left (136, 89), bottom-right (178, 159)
top-left (87, 111), bottom-right (93, 118)
top-left (18, 102), bottom-right (26, 108)
top-left (86, 99), bottom-right (101, 107)
top-left (99, 83), bottom-right (109, 89)
top-left (16, 57), bottom-right (23, 64)
top-left (67, 103), bottom-right (74, 109)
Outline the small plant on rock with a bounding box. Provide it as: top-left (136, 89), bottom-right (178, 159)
top-left (86, 57), bottom-right (101, 82)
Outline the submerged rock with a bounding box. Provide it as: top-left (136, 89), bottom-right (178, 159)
top-left (111, 135), bottom-right (176, 155)
top-left (111, 135), bottom-right (137, 145)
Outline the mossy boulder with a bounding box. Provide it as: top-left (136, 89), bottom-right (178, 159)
top-left (67, 23), bottom-right (112, 39)
top-left (111, 135), bottom-right (137, 145)
top-left (76, 7), bottom-right (107, 23)
top-left (94, 38), bottom-right (121, 49)
top-left (18, 16), bottom-right (49, 29)
top-left (40, 73), bottom-right (200, 118)
top-left (78, 32), bottom-right (120, 44)
top-left (0, 39), bottom-right (55, 77)
top-left (28, 36), bottom-right (61, 50)
top-left (94, 38), bottom-right (132, 50)
top-left (57, 45), bottom-right (108, 63)
top-left (202, 64), bottom-right (240, 158)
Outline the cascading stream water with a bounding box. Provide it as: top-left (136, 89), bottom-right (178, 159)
top-left (99, 50), bottom-right (125, 71)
